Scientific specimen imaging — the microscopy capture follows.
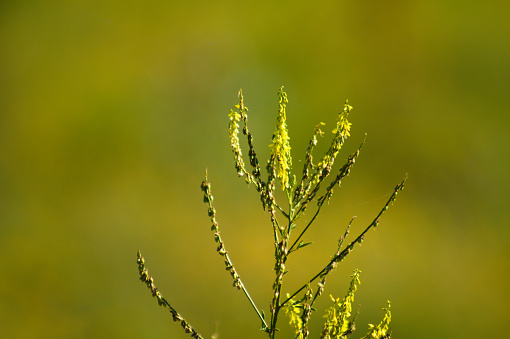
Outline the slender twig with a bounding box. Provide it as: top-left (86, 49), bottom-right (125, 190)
top-left (275, 203), bottom-right (290, 219)
top-left (238, 90), bottom-right (264, 192)
top-left (310, 216), bottom-right (355, 308)
top-left (201, 172), bottom-right (269, 332)
top-left (288, 204), bottom-right (323, 253)
top-left (289, 139), bottom-right (365, 253)
top-left (293, 123), bottom-right (324, 203)
top-left (281, 174), bottom-right (407, 307)
top-left (137, 250), bottom-right (204, 339)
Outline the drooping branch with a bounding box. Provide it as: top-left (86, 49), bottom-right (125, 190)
top-left (137, 250), bottom-right (204, 339)
top-left (201, 171), bottom-right (269, 332)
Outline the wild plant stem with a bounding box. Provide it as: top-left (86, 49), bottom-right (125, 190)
top-left (270, 293), bottom-right (281, 338)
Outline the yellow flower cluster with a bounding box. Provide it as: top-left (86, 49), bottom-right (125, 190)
top-left (321, 269), bottom-right (361, 338)
top-left (361, 302), bottom-right (392, 339)
top-left (228, 105), bottom-right (245, 177)
top-left (269, 87), bottom-right (293, 190)
top-left (283, 294), bottom-right (304, 339)
top-left (313, 101), bottom-right (353, 187)
top-left (332, 100), bottom-right (353, 139)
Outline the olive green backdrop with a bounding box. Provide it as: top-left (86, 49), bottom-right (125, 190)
top-left (1, 1), bottom-right (509, 338)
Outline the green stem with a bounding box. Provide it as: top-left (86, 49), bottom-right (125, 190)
top-left (239, 280), bottom-right (269, 331)
top-left (270, 295), bottom-right (281, 338)
top-left (275, 203), bottom-right (289, 219)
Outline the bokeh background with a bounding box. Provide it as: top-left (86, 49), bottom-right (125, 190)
top-left (1, 1), bottom-right (509, 338)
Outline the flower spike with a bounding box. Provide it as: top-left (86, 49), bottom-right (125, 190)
top-left (269, 87), bottom-right (293, 190)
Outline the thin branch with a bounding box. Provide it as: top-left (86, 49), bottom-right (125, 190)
top-left (289, 139), bottom-right (365, 253)
top-left (288, 203), bottom-right (323, 253)
top-left (310, 216), bottom-right (355, 308)
top-left (281, 175), bottom-right (407, 307)
top-left (137, 250), bottom-right (204, 339)
top-left (201, 172), bottom-right (269, 331)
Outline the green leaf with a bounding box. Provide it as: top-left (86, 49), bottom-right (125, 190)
top-left (297, 241), bottom-right (313, 249)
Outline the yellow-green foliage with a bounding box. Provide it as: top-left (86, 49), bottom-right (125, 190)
top-left (138, 88), bottom-right (404, 339)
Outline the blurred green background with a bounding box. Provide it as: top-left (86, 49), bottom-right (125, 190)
top-left (1, 1), bottom-right (509, 338)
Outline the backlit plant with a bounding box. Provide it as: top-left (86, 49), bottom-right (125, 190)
top-left (137, 87), bottom-right (406, 338)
